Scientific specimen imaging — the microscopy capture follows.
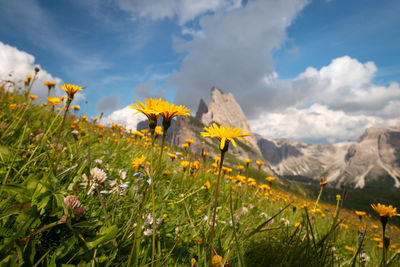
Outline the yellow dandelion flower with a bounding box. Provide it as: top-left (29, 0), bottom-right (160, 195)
top-left (9, 104), bottom-right (18, 110)
top-left (47, 97), bottom-right (62, 106)
top-left (130, 98), bottom-right (162, 130)
top-left (185, 139), bottom-right (194, 144)
top-left (29, 94), bottom-right (38, 100)
top-left (211, 255), bottom-right (222, 266)
top-left (157, 99), bottom-right (190, 131)
top-left (180, 161), bottom-right (190, 171)
top-left (201, 123), bottom-right (251, 151)
top-left (60, 84), bottom-right (82, 100)
top-left (256, 160), bottom-right (264, 167)
top-left (266, 176), bottom-right (275, 183)
top-left (204, 181), bottom-right (210, 189)
top-left (355, 211), bottom-right (366, 217)
top-left (244, 158), bottom-right (251, 164)
top-left (132, 155), bottom-right (147, 170)
top-left (371, 203), bottom-right (399, 218)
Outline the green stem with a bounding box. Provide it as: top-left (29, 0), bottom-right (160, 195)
top-left (158, 132), bottom-right (167, 166)
top-left (209, 149), bottom-right (226, 267)
top-left (151, 134), bottom-right (156, 267)
top-left (382, 223), bottom-right (387, 267)
top-left (314, 186), bottom-right (324, 210)
top-left (230, 185), bottom-right (244, 266)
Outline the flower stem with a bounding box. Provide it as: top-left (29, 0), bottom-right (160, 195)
top-left (150, 134), bottom-right (156, 267)
top-left (209, 149), bottom-right (226, 267)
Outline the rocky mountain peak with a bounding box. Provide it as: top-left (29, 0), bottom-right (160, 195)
top-left (197, 87), bottom-right (261, 154)
top-left (195, 98), bottom-right (208, 120)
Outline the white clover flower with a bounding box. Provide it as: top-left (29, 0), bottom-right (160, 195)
top-left (90, 167), bottom-right (107, 184)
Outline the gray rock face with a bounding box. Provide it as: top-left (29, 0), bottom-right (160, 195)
top-left (199, 87), bottom-right (261, 154)
top-left (195, 99), bottom-right (208, 120)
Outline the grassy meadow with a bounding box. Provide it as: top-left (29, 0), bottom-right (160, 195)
top-left (1, 76), bottom-right (400, 266)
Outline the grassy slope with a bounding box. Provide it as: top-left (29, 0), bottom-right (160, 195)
top-left (1, 89), bottom-right (400, 266)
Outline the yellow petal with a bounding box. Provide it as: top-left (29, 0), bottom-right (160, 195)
top-left (220, 137), bottom-right (226, 150)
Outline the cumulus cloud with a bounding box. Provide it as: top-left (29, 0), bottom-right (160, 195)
top-left (116, 0), bottom-right (242, 25)
top-left (97, 95), bottom-right (121, 114)
top-left (99, 106), bottom-right (146, 131)
top-left (249, 104), bottom-right (400, 144)
top-left (0, 41), bottom-right (76, 101)
top-left (171, 0), bottom-right (309, 114)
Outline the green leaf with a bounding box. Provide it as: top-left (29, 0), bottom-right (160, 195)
top-left (55, 235), bottom-right (78, 259)
top-left (84, 225), bottom-right (119, 251)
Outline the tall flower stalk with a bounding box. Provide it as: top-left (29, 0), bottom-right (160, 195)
top-left (371, 203), bottom-right (399, 266)
top-left (59, 84), bottom-right (83, 130)
top-left (201, 123), bottom-right (250, 267)
top-left (130, 98), bottom-right (162, 267)
top-left (158, 100), bottom-right (190, 164)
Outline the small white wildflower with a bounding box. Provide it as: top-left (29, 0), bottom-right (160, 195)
top-left (280, 218), bottom-right (290, 226)
top-left (143, 228), bottom-right (152, 236)
top-left (94, 159), bottom-right (103, 164)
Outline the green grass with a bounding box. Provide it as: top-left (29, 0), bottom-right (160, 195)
top-left (1, 85), bottom-right (400, 266)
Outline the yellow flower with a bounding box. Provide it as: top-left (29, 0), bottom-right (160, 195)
top-left (47, 97), bottom-right (62, 106)
top-left (204, 181), bottom-right (210, 189)
top-left (190, 161), bottom-right (200, 170)
top-left (371, 203), bottom-right (399, 218)
top-left (355, 211), bottom-right (366, 217)
top-left (154, 126), bottom-right (163, 136)
top-left (157, 100), bottom-right (190, 130)
top-left (345, 246), bottom-right (355, 253)
top-left (211, 255), bottom-right (222, 266)
top-left (181, 161), bottom-right (190, 171)
top-left (294, 222), bottom-right (301, 227)
top-left (214, 156), bottom-right (221, 162)
top-left (169, 153), bottom-right (177, 160)
top-left (185, 139), bottom-right (194, 144)
top-left (201, 123), bottom-right (251, 151)
top-left (245, 158), bottom-right (251, 164)
top-left (237, 165), bottom-right (244, 171)
top-left (130, 98), bottom-right (162, 129)
top-left (43, 81), bottom-right (56, 87)
top-left (132, 155), bottom-right (148, 170)
top-left (26, 75), bottom-right (32, 80)
top-left (256, 160), bottom-right (264, 167)
top-left (9, 104), bottom-right (18, 110)
top-left (202, 151), bottom-right (210, 157)
top-left (182, 143), bottom-right (189, 149)
top-left (29, 94), bottom-right (38, 100)
top-left (266, 176), bottom-right (275, 183)
top-left (60, 96), bottom-right (67, 101)
top-left (71, 105), bottom-right (80, 111)
top-left (60, 83), bottom-right (83, 99)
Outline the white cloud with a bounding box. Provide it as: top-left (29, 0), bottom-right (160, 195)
top-left (99, 106), bottom-right (146, 131)
top-left (171, 0), bottom-right (309, 114)
top-left (290, 56), bottom-right (400, 114)
top-left (0, 41), bottom-right (70, 101)
top-left (116, 0), bottom-right (242, 25)
top-left (249, 104), bottom-right (400, 143)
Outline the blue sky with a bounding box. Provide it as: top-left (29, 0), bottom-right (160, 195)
top-left (1, 0), bottom-right (399, 143)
